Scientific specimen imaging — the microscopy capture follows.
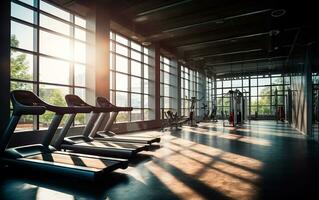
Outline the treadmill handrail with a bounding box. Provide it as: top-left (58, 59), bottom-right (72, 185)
top-left (65, 95), bottom-right (113, 113)
top-left (11, 91), bottom-right (46, 116)
top-left (11, 90), bottom-right (92, 114)
top-left (96, 97), bottom-right (133, 112)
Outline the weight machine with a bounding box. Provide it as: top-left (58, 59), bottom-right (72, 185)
top-left (222, 89), bottom-right (248, 127)
top-left (274, 88), bottom-right (292, 123)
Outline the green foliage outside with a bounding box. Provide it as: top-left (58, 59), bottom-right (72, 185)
top-left (10, 35), bottom-right (84, 128)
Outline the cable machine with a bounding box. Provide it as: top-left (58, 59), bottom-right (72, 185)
top-left (222, 89), bottom-right (248, 127)
top-left (274, 88), bottom-right (292, 123)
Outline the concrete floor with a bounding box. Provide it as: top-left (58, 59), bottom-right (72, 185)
top-left (1, 120), bottom-right (319, 200)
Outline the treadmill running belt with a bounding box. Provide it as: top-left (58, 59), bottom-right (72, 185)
top-left (75, 140), bottom-right (144, 149)
top-left (27, 153), bottom-right (115, 170)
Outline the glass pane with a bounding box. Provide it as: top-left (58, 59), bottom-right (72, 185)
top-left (131, 94), bottom-right (141, 108)
top-left (110, 52), bottom-right (114, 69)
top-left (16, 114), bottom-right (34, 131)
top-left (40, 0), bottom-right (71, 22)
top-left (116, 91), bottom-right (128, 107)
top-left (232, 79), bottom-right (242, 88)
top-left (131, 41), bottom-right (141, 51)
top-left (131, 60), bottom-right (141, 76)
top-left (131, 77), bottom-right (141, 93)
top-left (164, 57), bottom-right (170, 65)
top-left (116, 73), bottom-right (128, 91)
top-left (258, 86), bottom-right (271, 96)
top-left (18, 0), bottom-right (35, 7)
top-left (144, 55), bottom-right (149, 64)
top-left (11, 21), bottom-right (35, 51)
top-left (144, 80), bottom-right (152, 94)
top-left (144, 65), bottom-right (149, 79)
top-left (39, 85), bottom-right (70, 128)
top-left (74, 64), bottom-right (85, 87)
top-left (251, 97), bottom-right (258, 106)
top-left (258, 96), bottom-right (271, 106)
top-left (116, 44), bottom-right (128, 56)
top-left (258, 78), bottom-right (270, 86)
top-left (243, 79), bottom-right (249, 87)
top-left (10, 51), bottom-right (33, 81)
top-left (74, 88), bottom-right (86, 125)
top-left (251, 79), bottom-right (257, 86)
top-left (40, 14), bottom-right (71, 35)
top-left (11, 2), bottom-right (35, 24)
top-left (10, 81), bottom-right (33, 93)
top-left (39, 84), bottom-right (69, 106)
top-left (144, 95), bottom-right (149, 108)
top-left (223, 80), bottom-right (231, 87)
top-left (251, 87), bottom-right (257, 96)
top-left (115, 55), bottom-right (128, 73)
top-left (131, 109), bottom-right (141, 121)
top-left (39, 56), bottom-right (70, 85)
top-left (40, 30), bottom-right (71, 60)
top-left (144, 47), bottom-right (149, 55)
top-left (75, 28), bottom-right (86, 41)
top-left (75, 16), bottom-right (86, 28)
top-left (115, 34), bottom-right (128, 46)
top-left (74, 41), bottom-right (86, 63)
top-left (131, 50), bottom-right (141, 61)
top-left (116, 111), bottom-right (128, 122)
top-left (272, 77), bottom-right (283, 84)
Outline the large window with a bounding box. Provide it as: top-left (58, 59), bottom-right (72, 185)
top-left (160, 56), bottom-right (178, 119)
top-left (180, 66), bottom-right (204, 117)
top-left (110, 31), bottom-right (155, 123)
top-left (216, 74), bottom-right (291, 118)
top-left (206, 77), bottom-right (213, 112)
top-left (10, 0), bottom-right (91, 131)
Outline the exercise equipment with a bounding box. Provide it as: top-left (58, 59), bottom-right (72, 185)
top-left (201, 103), bottom-right (210, 121)
top-left (222, 89), bottom-right (248, 127)
top-left (162, 110), bottom-right (189, 130)
top-left (0, 90), bottom-right (128, 180)
top-left (91, 97), bottom-right (160, 145)
top-left (201, 102), bottom-right (218, 122)
top-left (54, 95), bottom-right (149, 158)
top-left (209, 103), bottom-right (218, 122)
top-left (274, 88), bottom-right (292, 123)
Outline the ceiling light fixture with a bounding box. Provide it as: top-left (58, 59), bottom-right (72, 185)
top-left (271, 9), bottom-right (286, 18)
top-left (269, 30), bottom-right (280, 36)
top-left (142, 41), bottom-right (152, 46)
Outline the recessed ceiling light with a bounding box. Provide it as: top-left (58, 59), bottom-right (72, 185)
top-left (131, 35), bottom-right (139, 40)
top-left (142, 41), bottom-right (152, 46)
top-left (271, 9), bottom-right (286, 18)
top-left (269, 30), bottom-right (280, 36)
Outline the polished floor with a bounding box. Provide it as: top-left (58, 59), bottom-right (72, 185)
top-left (1, 120), bottom-right (319, 200)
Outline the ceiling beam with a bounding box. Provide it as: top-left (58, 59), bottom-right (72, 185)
top-left (162, 9), bottom-right (272, 33)
top-left (137, 0), bottom-right (192, 16)
top-left (191, 48), bottom-right (263, 59)
top-left (177, 31), bottom-right (271, 49)
top-left (206, 56), bottom-right (288, 66)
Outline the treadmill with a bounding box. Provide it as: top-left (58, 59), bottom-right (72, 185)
top-left (0, 90), bottom-right (128, 181)
top-left (90, 97), bottom-right (161, 145)
top-left (53, 95), bottom-right (148, 158)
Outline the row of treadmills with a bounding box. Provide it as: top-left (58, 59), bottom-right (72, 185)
top-left (0, 90), bottom-right (161, 181)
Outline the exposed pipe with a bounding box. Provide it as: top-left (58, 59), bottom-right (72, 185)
top-left (137, 0), bottom-right (192, 16)
top-left (206, 56), bottom-right (287, 66)
top-left (192, 48), bottom-right (263, 59)
top-left (162, 9), bottom-right (272, 33)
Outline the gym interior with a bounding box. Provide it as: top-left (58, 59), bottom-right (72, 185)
top-left (0, 0), bottom-right (318, 199)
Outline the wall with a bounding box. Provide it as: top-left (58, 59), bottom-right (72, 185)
top-left (290, 32), bottom-right (313, 135)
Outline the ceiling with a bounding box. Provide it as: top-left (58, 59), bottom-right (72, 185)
top-left (56, 0), bottom-right (317, 77)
